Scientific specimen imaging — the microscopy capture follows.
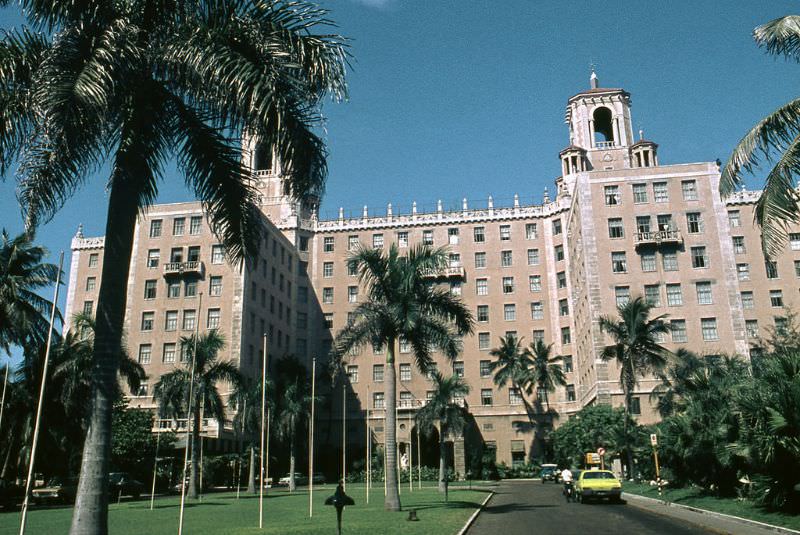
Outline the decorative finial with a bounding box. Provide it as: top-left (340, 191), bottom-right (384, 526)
top-left (639, 128), bottom-right (644, 141)
top-left (488, 195), bottom-right (494, 209)
top-left (462, 198), bottom-right (468, 212)
top-left (543, 187), bottom-right (550, 203)
top-left (76, 224), bottom-right (84, 239)
top-left (590, 63), bottom-right (598, 89)
top-left (362, 205), bottom-right (368, 219)
top-left (412, 201), bottom-right (417, 215)
top-left (387, 203), bottom-right (393, 217)
top-left (338, 207), bottom-right (344, 221)
top-left (437, 199), bottom-right (443, 213)
top-left (513, 193), bottom-right (520, 208)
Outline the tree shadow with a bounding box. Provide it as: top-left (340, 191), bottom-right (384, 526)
top-left (409, 500), bottom-right (482, 511)
top-left (484, 502), bottom-right (552, 514)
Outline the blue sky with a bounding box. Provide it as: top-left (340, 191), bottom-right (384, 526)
top-left (2, 1), bottom-right (800, 357)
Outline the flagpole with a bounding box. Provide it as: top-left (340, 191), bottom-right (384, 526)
top-left (408, 410), bottom-right (413, 492)
top-left (19, 251), bottom-right (63, 535)
top-left (265, 407), bottom-right (270, 494)
top-left (417, 422), bottom-right (422, 490)
top-left (0, 360), bottom-right (9, 436)
top-left (237, 398), bottom-right (245, 500)
top-left (308, 357), bottom-right (316, 517)
top-left (178, 292), bottom-right (202, 535)
top-left (259, 334), bottom-right (267, 529)
top-left (365, 399), bottom-right (370, 504)
top-left (150, 429), bottom-right (162, 510)
top-left (342, 384), bottom-right (346, 490)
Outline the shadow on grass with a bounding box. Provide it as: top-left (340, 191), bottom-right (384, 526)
top-left (409, 500), bottom-right (482, 512)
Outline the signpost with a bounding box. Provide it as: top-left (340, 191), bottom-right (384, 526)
top-left (597, 447), bottom-right (606, 470)
top-left (650, 433), bottom-right (663, 498)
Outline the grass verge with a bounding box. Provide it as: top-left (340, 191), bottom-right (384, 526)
top-left (1, 484), bottom-right (489, 535)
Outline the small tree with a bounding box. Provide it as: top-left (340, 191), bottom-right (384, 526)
top-left (525, 340), bottom-right (566, 413)
top-left (111, 402), bottom-right (175, 484)
top-left (273, 356), bottom-right (313, 493)
top-left (488, 335), bottom-right (536, 425)
top-left (230, 376), bottom-right (274, 493)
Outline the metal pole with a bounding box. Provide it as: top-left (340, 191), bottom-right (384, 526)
top-left (653, 445), bottom-right (662, 498)
top-left (150, 429), bottom-right (162, 510)
top-left (237, 398), bottom-right (246, 499)
top-left (365, 402), bottom-right (370, 504)
top-left (0, 360), bottom-right (9, 436)
top-left (265, 408), bottom-right (270, 494)
top-left (199, 435), bottom-right (204, 501)
top-left (417, 421), bottom-right (422, 490)
top-left (308, 358), bottom-right (316, 517)
top-left (259, 334), bottom-right (267, 529)
top-left (178, 292), bottom-right (202, 535)
top-left (342, 384), bottom-right (346, 490)
top-left (396, 406), bottom-right (401, 496)
top-left (19, 251), bottom-right (62, 535)
top-left (408, 411), bottom-right (413, 493)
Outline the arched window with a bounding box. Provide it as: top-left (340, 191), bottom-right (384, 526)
top-left (253, 144), bottom-right (273, 171)
top-left (592, 107), bottom-right (614, 146)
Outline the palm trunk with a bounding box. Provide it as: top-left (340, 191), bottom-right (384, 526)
top-left (247, 445), bottom-right (256, 494)
top-left (70, 177), bottom-right (139, 535)
top-left (623, 369), bottom-right (635, 479)
top-left (1, 439), bottom-right (13, 479)
top-left (189, 407), bottom-right (201, 499)
top-left (438, 424), bottom-right (447, 494)
top-left (288, 433), bottom-right (296, 492)
top-left (384, 340), bottom-right (401, 511)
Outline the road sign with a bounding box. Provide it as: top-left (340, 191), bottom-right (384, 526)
top-left (597, 447), bottom-right (606, 456)
top-left (585, 452), bottom-right (600, 465)
top-left (650, 433), bottom-right (658, 446)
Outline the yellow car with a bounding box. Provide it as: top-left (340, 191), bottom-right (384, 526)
top-left (575, 470), bottom-right (622, 503)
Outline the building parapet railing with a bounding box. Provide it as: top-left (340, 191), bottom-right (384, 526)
top-left (634, 230), bottom-right (682, 247)
top-left (594, 141), bottom-right (616, 149)
top-left (421, 265), bottom-right (466, 280)
top-left (71, 236), bottom-right (105, 251)
top-left (724, 188), bottom-right (761, 205)
top-left (163, 261), bottom-right (204, 277)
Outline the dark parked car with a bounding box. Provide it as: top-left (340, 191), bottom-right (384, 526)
top-left (0, 479), bottom-right (25, 510)
top-left (31, 477), bottom-right (78, 505)
top-left (540, 464), bottom-right (560, 483)
top-left (109, 472), bottom-right (144, 500)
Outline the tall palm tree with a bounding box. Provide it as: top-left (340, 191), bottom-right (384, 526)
top-left (0, 3), bottom-right (347, 532)
top-left (721, 15), bottom-right (800, 256)
top-left (333, 244), bottom-right (474, 511)
top-left (488, 335), bottom-right (537, 426)
top-left (153, 331), bottom-right (242, 500)
top-left (599, 296), bottom-right (670, 477)
top-left (415, 372), bottom-right (470, 495)
top-left (273, 355), bottom-right (313, 493)
top-left (0, 230), bottom-right (61, 353)
top-left (230, 375), bottom-right (274, 494)
top-left (525, 340), bottom-right (566, 413)
top-left (649, 348), bottom-right (703, 418)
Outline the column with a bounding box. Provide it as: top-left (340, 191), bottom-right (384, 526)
top-left (453, 437), bottom-right (466, 479)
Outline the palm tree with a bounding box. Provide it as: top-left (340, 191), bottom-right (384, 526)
top-left (488, 335), bottom-right (537, 425)
top-left (721, 15), bottom-right (800, 256)
top-left (273, 356), bottom-right (313, 493)
top-left (0, 230), bottom-right (61, 353)
top-left (649, 348), bottom-right (703, 418)
top-left (153, 331), bottom-right (242, 500)
top-left (0, 3), bottom-right (347, 532)
top-left (525, 340), bottom-right (567, 413)
top-left (599, 296), bottom-right (670, 478)
top-left (415, 372), bottom-right (470, 496)
top-left (230, 376), bottom-right (274, 494)
top-left (332, 244), bottom-right (474, 511)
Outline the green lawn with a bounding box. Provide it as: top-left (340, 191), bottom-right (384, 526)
top-left (622, 482), bottom-right (800, 531)
top-left (1, 484), bottom-right (490, 535)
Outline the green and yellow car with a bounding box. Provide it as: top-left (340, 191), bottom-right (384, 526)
top-left (575, 469), bottom-right (622, 503)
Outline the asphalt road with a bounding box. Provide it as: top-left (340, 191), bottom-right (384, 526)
top-left (468, 480), bottom-right (712, 535)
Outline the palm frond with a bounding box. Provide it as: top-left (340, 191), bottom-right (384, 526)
top-left (754, 15), bottom-right (800, 61)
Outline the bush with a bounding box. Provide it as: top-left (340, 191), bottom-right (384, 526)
top-left (345, 466), bottom-right (455, 483)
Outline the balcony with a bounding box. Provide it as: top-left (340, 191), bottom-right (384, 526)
top-left (634, 230), bottom-right (683, 247)
top-left (421, 265), bottom-right (466, 280)
top-left (594, 140), bottom-right (616, 149)
top-left (163, 261), bottom-right (205, 277)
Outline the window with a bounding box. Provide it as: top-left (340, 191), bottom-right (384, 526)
top-left (532, 329), bottom-right (545, 343)
top-left (504, 304), bottom-right (516, 321)
top-left (605, 185), bottom-right (620, 205)
top-left (397, 231), bottom-right (409, 247)
top-left (741, 291), bottom-right (754, 309)
top-left (170, 247), bottom-right (183, 263)
top-left (653, 181), bottom-right (669, 202)
top-left (82, 300), bottom-right (93, 315)
top-left (766, 261), bottom-right (779, 279)
top-left (666, 284), bottom-right (683, 306)
top-left (636, 215), bottom-right (651, 233)
top-left (732, 236), bottom-right (746, 254)
top-left (347, 235), bottom-right (359, 250)
top-left (210, 244), bottom-right (224, 265)
top-left (187, 246), bottom-right (200, 263)
top-left (473, 226), bottom-right (485, 243)
top-left (373, 392), bottom-right (385, 409)
top-left (686, 213), bottom-right (703, 234)
top-left (531, 302), bottom-right (544, 320)
top-left (182, 310), bottom-right (196, 331)
top-left (449, 253), bottom-right (461, 268)
top-left (501, 250), bottom-right (513, 267)
top-left (322, 287), bottom-right (333, 304)
top-left (681, 180), bottom-right (698, 201)
top-left (448, 228), bottom-right (459, 245)
top-left (453, 361), bottom-right (465, 378)
top-left (323, 236), bottom-right (334, 252)
top-left (189, 216), bottom-right (202, 235)
top-left (149, 219), bottom-right (162, 238)
top-left (297, 312), bottom-right (308, 329)
top-left (559, 298), bottom-right (569, 316)
top-left (163, 343), bottom-right (176, 363)
top-left (172, 217), bottom-right (185, 236)
top-left (566, 385), bottom-right (577, 402)
top-left (476, 278), bottom-right (488, 296)
top-left (701, 318), bottom-right (719, 341)
top-left (561, 327), bottom-right (571, 345)
top-left (641, 252), bottom-right (656, 272)
top-left (372, 233), bottom-right (384, 249)
top-left (141, 312), bottom-right (154, 331)
top-left (525, 223), bottom-right (538, 240)
top-left (608, 218), bottom-right (624, 238)
top-left (796, 260), bottom-right (800, 278)
top-left (632, 183), bottom-right (648, 203)
top-left (322, 262), bottom-right (334, 278)
top-left (529, 275), bottom-right (541, 292)
top-left (670, 319), bottom-right (687, 343)
top-left (563, 356), bottom-right (573, 373)
top-left (86, 277), bottom-right (96, 291)
top-left (144, 280), bottom-right (157, 299)
top-left (527, 249), bottom-right (540, 266)
top-left (657, 214), bottom-right (673, 232)
top-left (737, 263), bottom-right (750, 281)
top-left (165, 310), bottom-right (178, 331)
top-left (477, 305), bottom-right (489, 322)
top-left (450, 281), bottom-right (462, 296)
top-left (554, 244), bottom-right (564, 261)
top-left (422, 230), bottom-right (433, 245)
top-left (615, 286), bottom-right (630, 307)
top-left (630, 397), bottom-right (642, 415)
top-left (138, 344), bottom-right (152, 364)
top-left (791, 233), bottom-right (800, 251)
top-left (746, 319), bottom-right (759, 339)
top-left (184, 280), bottom-right (197, 298)
top-left (323, 313), bottom-right (333, 329)
top-left (147, 249), bottom-right (160, 268)
top-left (474, 252), bottom-right (486, 268)
top-left (611, 252), bottom-right (627, 273)
top-left (88, 253), bottom-right (99, 268)
top-left (346, 365), bottom-right (358, 383)
top-left (499, 225), bottom-right (511, 241)
top-left (207, 308), bottom-right (220, 329)
top-left (552, 219), bottom-right (562, 235)
top-left (209, 276), bottom-right (222, 296)
top-left (557, 271), bottom-right (567, 289)
top-left (770, 290), bottom-right (784, 308)
top-left (478, 332), bottom-right (491, 350)
top-left (691, 246), bottom-right (708, 268)
top-left (481, 389), bottom-right (493, 406)
top-left (502, 277), bottom-right (515, 294)
top-left (480, 360), bottom-right (492, 377)
top-left (347, 260), bottom-right (357, 277)
top-left (696, 281), bottom-right (713, 305)
top-left (348, 286), bottom-right (358, 303)
top-left (644, 284), bottom-right (661, 306)
top-left (400, 364), bottom-right (412, 382)
top-left (373, 365), bottom-right (384, 382)
top-left (728, 210), bottom-right (741, 227)
top-left (509, 388), bottom-right (523, 406)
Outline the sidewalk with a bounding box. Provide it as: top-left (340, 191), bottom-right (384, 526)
top-left (623, 492), bottom-right (800, 535)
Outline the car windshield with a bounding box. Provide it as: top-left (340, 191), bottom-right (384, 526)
top-left (583, 472), bottom-right (616, 480)
top-left (109, 473), bottom-right (124, 483)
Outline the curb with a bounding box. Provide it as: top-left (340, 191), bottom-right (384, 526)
top-left (623, 492), bottom-right (800, 535)
top-left (456, 490), bottom-right (495, 535)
